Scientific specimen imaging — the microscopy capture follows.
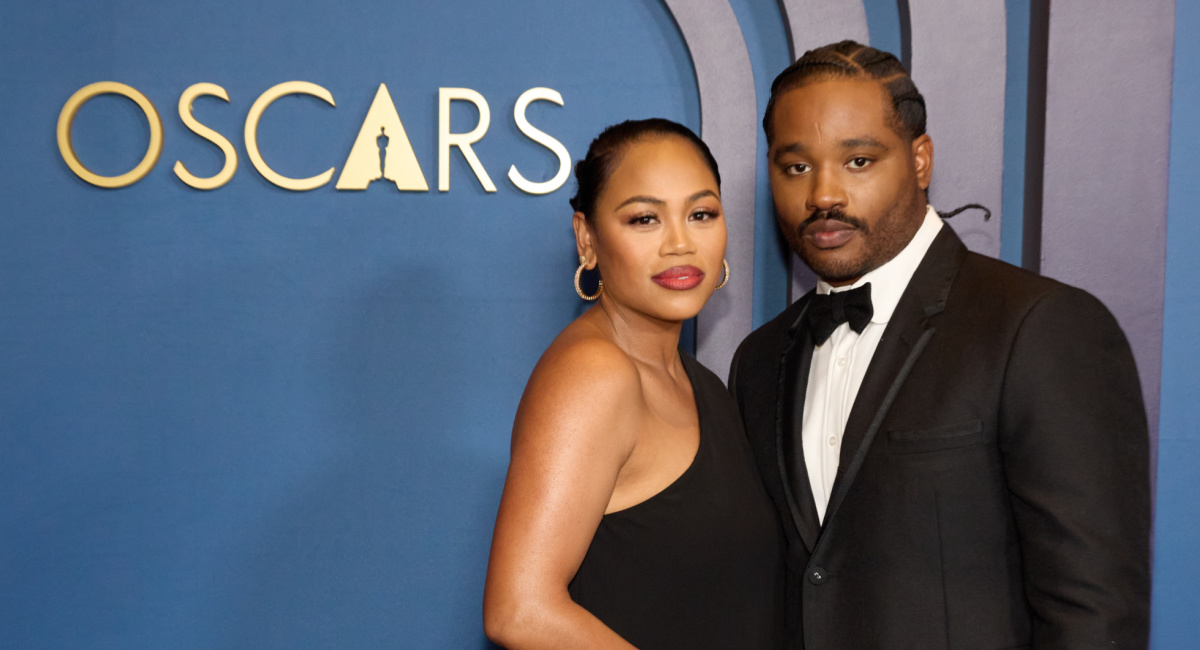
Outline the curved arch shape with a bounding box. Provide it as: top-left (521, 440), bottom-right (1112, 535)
top-left (776, 0), bottom-right (870, 301)
top-left (777, 0), bottom-right (868, 60)
top-left (908, 0), bottom-right (1007, 258)
top-left (662, 0), bottom-right (758, 377)
top-left (1040, 1), bottom-right (1173, 440)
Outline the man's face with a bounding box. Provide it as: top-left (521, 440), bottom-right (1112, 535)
top-left (767, 78), bottom-right (933, 286)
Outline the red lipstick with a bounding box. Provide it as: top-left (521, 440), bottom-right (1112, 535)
top-left (652, 265), bottom-right (705, 290)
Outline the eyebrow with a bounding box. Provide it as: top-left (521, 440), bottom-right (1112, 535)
top-left (615, 189), bottom-right (719, 209)
top-left (772, 135), bottom-right (889, 162)
top-left (841, 136), bottom-right (887, 149)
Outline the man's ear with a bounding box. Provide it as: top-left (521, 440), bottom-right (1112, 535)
top-left (912, 134), bottom-right (933, 191)
top-left (572, 211), bottom-right (596, 268)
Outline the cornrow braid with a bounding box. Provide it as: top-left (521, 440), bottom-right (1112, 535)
top-left (763, 40), bottom-right (926, 144)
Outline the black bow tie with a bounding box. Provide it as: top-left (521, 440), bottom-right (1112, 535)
top-left (806, 283), bottom-right (874, 345)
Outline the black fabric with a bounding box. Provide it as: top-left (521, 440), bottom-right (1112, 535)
top-left (568, 353), bottom-right (786, 650)
top-left (729, 226), bottom-right (1151, 649)
top-left (782, 329), bottom-right (821, 548)
top-left (806, 283), bottom-right (873, 345)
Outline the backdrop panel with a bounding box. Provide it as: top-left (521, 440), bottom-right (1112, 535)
top-left (2, 1), bottom-right (1198, 647)
top-left (0, 2), bottom-right (699, 647)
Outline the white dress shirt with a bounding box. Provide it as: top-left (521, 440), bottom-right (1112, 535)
top-left (803, 205), bottom-right (944, 522)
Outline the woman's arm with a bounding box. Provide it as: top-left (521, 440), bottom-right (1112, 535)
top-left (483, 338), bottom-right (643, 649)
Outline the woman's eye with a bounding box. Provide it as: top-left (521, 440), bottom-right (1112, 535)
top-left (848, 157), bottom-right (871, 169)
top-left (629, 214), bottom-right (658, 226)
top-left (690, 210), bottom-right (719, 222)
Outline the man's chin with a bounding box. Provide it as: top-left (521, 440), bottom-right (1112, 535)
top-left (797, 249), bottom-right (867, 285)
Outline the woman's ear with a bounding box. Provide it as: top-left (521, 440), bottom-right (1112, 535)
top-left (572, 211), bottom-right (597, 268)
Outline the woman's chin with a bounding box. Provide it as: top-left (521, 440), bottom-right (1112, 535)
top-left (634, 294), bottom-right (713, 324)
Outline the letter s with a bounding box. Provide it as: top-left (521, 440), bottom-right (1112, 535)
top-left (507, 88), bottom-right (570, 195)
top-left (174, 83), bottom-right (238, 190)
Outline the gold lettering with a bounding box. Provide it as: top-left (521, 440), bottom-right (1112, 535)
top-left (174, 83), bottom-right (238, 190)
top-left (438, 88), bottom-right (495, 192)
top-left (57, 82), bottom-right (163, 188)
top-left (508, 88), bottom-right (570, 195)
top-left (337, 84), bottom-right (428, 191)
top-left (244, 81), bottom-right (336, 191)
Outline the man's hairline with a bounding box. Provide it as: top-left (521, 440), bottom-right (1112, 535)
top-left (765, 75), bottom-right (914, 151)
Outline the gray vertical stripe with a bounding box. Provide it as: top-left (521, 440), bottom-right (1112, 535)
top-left (777, 0), bottom-right (870, 301)
top-left (908, 0), bottom-right (1007, 259)
top-left (663, 0), bottom-right (757, 378)
top-left (777, 0), bottom-right (869, 56)
top-left (1040, 0), bottom-right (1174, 440)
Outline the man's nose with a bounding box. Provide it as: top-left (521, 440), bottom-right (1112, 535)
top-left (807, 167), bottom-right (847, 212)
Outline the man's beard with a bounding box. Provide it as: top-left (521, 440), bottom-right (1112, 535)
top-left (787, 193), bottom-right (925, 284)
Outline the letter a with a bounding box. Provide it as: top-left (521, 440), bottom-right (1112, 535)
top-left (336, 83), bottom-right (429, 191)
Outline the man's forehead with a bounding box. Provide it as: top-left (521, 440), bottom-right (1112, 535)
top-left (771, 79), bottom-right (898, 144)
top-left (777, 78), bottom-right (889, 114)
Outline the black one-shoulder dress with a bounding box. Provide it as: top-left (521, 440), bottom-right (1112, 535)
top-left (568, 353), bottom-right (785, 649)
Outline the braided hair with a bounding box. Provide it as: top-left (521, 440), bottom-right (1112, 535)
top-left (763, 40), bottom-right (926, 144)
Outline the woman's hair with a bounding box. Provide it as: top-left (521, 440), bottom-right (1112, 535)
top-left (569, 118), bottom-right (720, 220)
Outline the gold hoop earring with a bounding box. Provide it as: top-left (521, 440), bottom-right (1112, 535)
top-left (715, 259), bottom-right (730, 290)
top-left (575, 258), bottom-right (602, 301)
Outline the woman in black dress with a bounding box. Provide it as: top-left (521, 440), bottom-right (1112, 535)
top-left (484, 119), bottom-right (784, 649)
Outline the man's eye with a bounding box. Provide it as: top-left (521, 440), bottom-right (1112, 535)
top-left (848, 157), bottom-right (871, 169)
top-left (784, 163), bottom-right (809, 175)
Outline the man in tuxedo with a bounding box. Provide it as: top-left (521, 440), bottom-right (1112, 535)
top-left (730, 40), bottom-right (1150, 649)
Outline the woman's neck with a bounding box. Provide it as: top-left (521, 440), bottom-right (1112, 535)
top-left (589, 298), bottom-right (684, 372)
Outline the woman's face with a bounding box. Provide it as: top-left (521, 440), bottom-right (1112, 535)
top-left (576, 135), bottom-right (727, 324)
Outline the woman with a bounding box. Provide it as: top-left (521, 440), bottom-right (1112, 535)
top-left (483, 119), bottom-right (784, 649)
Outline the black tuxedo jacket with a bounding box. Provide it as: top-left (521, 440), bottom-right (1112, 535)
top-left (730, 226), bottom-right (1150, 649)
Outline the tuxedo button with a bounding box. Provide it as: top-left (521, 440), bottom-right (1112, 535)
top-left (808, 567), bottom-right (827, 585)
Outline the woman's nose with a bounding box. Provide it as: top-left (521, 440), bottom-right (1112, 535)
top-left (661, 218), bottom-right (696, 255)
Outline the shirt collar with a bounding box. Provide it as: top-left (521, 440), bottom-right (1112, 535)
top-left (816, 204), bottom-right (944, 324)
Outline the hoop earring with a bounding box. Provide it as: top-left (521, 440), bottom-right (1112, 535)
top-left (575, 257), bottom-right (603, 301)
top-left (715, 259), bottom-right (730, 290)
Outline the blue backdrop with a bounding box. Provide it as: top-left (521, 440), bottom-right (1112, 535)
top-left (0, 2), bottom-right (699, 647)
top-left (1, 1), bottom-right (1196, 647)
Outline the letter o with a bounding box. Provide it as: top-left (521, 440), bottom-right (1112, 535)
top-left (57, 82), bottom-right (164, 188)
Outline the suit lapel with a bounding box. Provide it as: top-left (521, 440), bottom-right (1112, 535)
top-left (775, 296), bottom-right (822, 551)
top-left (820, 227), bottom-right (969, 532)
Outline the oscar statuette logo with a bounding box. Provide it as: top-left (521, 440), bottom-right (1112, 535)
top-left (57, 81), bottom-right (570, 195)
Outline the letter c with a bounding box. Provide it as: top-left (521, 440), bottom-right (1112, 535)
top-left (244, 81), bottom-right (336, 191)
top-left (57, 82), bottom-right (164, 188)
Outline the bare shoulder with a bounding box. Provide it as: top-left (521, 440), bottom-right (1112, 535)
top-left (514, 320), bottom-right (644, 456)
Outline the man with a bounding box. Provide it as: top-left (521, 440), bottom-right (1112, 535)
top-left (730, 41), bottom-right (1150, 649)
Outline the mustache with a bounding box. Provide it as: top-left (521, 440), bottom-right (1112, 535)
top-left (797, 208), bottom-right (868, 235)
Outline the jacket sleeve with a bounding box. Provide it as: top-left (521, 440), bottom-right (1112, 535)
top-left (999, 284), bottom-right (1151, 648)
